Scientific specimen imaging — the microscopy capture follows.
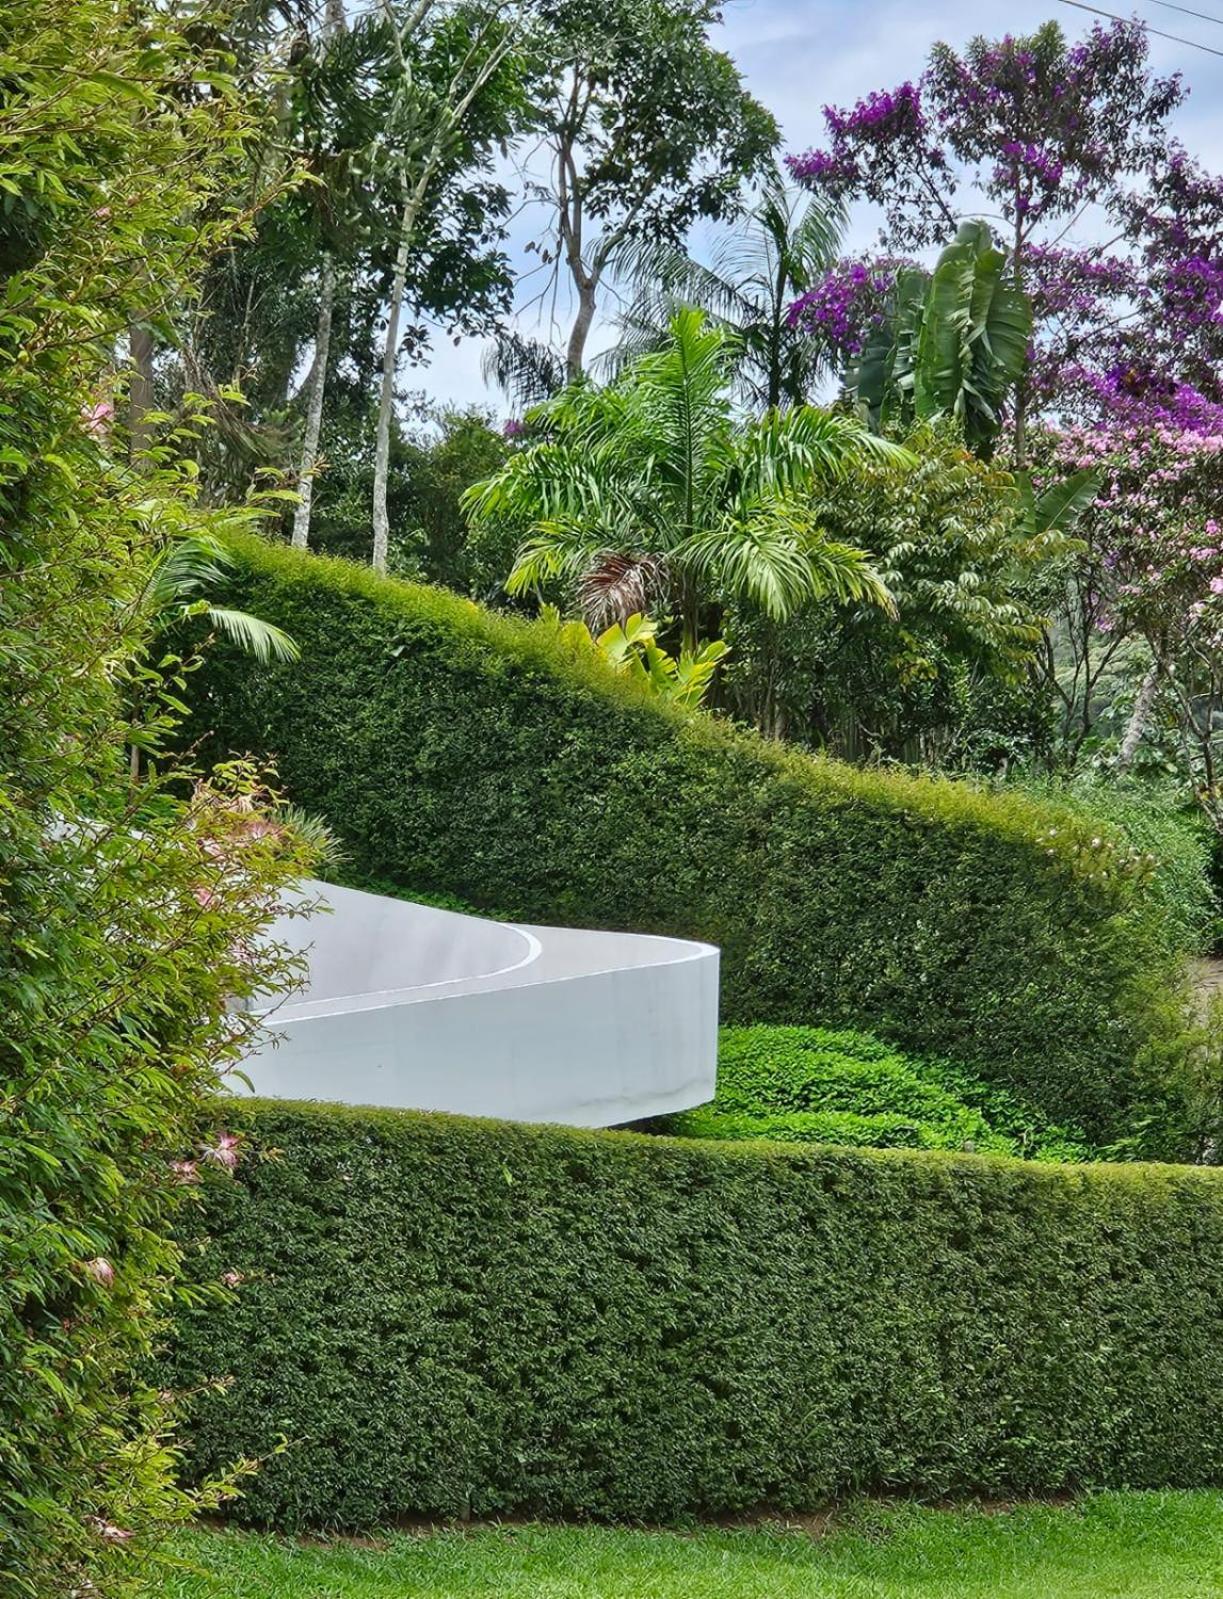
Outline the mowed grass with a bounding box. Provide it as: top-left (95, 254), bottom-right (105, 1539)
top-left (160, 1492), bottom-right (1223, 1598)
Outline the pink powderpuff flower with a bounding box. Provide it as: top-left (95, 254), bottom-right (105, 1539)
top-left (169, 1158), bottom-right (199, 1184)
top-left (192, 884), bottom-right (218, 910)
top-left (88, 1518), bottom-right (133, 1545)
top-left (1210, 577), bottom-right (1223, 595)
top-left (238, 815), bottom-right (280, 844)
top-left (220, 1270), bottom-right (246, 1289)
top-left (83, 1257), bottom-right (115, 1287)
top-left (81, 399), bottom-right (113, 439)
top-left (202, 1132), bottom-right (241, 1170)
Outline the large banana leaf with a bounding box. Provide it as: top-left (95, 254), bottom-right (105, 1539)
top-left (849, 222), bottom-right (1031, 459)
top-left (849, 267), bottom-right (927, 433)
top-left (914, 221), bottom-right (1031, 457)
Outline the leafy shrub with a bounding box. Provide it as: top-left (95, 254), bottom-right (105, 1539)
top-left (186, 536), bottom-right (1200, 1152)
top-left (0, 10), bottom-right (312, 1595)
top-left (659, 1026), bottom-right (1093, 1160)
top-left (165, 1100), bottom-right (1223, 1530)
top-left (1006, 775), bottom-right (1214, 958)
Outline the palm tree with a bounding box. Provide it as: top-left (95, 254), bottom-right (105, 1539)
top-left (123, 533), bottom-right (299, 780)
top-left (143, 534), bottom-right (300, 664)
top-left (605, 165), bottom-right (847, 411)
top-left (463, 308), bottom-right (908, 650)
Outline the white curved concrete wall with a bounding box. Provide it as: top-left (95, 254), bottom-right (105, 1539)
top-left (230, 881), bottom-right (719, 1127)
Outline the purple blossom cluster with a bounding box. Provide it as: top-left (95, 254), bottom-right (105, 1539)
top-left (1026, 245), bottom-right (1136, 319)
top-left (787, 258), bottom-right (908, 356)
top-left (1159, 256), bottom-right (1223, 332)
top-left (1068, 366), bottom-right (1223, 436)
top-left (824, 82), bottom-right (926, 141)
top-left (994, 141), bottom-right (1064, 203)
top-left (786, 81), bottom-right (944, 220)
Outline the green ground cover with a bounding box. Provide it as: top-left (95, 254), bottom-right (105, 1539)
top-left (162, 1494), bottom-right (1223, 1597)
top-left (659, 1025), bottom-right (1093, 1158)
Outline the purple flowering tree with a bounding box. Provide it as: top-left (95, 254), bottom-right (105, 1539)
top-left (786, 20), bottom-right (1206, 461)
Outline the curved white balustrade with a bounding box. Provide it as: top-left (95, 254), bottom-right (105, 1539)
top-left (229, 880), bottom-right (719, 1127)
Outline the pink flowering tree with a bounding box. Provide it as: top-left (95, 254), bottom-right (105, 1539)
top-left (1040, 388), bottom-right (1223, 812)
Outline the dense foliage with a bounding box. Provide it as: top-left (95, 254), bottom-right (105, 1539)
top-left (465, 308), bottom-right (904, 647)
top-left (165, 1100), bottom-right (1223, 1529)
top-left (184, 535), bottom-right (1207, 1153)
top-left (720, 423), bottom-right (1064, 752)
top-left (658, 1026), bottom-right (1092, 1160)
top-left (0, 6), bottom-right (316, 1593)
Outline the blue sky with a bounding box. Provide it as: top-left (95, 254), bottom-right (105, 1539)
top-left (415, 0), bottom-right (1223, 412)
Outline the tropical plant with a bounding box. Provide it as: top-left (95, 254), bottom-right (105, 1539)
top-left (606, 162), bottom-right (847, 408)
top-left (818, 221), bottom-right (1032, 458)
top-left (538, 604), bottom-right (728, 706)
top-left (464, 308), bottom-right (907, 648)
top-left (144, 535), bottom-right (301, 664)
top-left (720, 423), bottom-right (1073, 750)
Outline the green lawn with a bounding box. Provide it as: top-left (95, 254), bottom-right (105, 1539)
top-left (160, 1493), bottom-right (1223, 1598)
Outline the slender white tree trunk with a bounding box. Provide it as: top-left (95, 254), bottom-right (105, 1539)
top-left (370, 1), bottom-right (516, 570)
top-left (372, 199), bottom-right (417, 574)
top-left (1116, 660), bottom-right (1160, 774)
top-left (288, 0), bottom-right (346, 551)
top-left (291, 255), bottom-right (336, 551)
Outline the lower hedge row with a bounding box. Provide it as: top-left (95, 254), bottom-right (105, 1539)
top-left (166, 1101), bottom-right (1223, 1529)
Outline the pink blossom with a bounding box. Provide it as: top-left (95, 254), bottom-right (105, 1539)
top-left (169, 1158), bottom-right (199, 1184)
top-left (81, 399), bottom-right (113, 439)
top-left (220, 1270), bottom-right (246, 1289)
top-left (1209, 577), bottom-right (1223, 595)
top-left (192, 884), bottom-right (217, 910)
top-left (83, 1257), bottom-right (115, 1287)
top-left (88, 1518), bottom-right (133, 1544)
top-left (202, 1132), bottom-right (241, 1170)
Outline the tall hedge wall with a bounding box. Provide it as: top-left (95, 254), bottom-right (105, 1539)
top-left (166, 1101), bottom-right (1223, 1530)
top-left (187, 536), bottom-right (1195, 1150)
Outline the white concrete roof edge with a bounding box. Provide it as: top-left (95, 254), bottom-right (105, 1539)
top-left (237, 878), bottom-right (720, 1127)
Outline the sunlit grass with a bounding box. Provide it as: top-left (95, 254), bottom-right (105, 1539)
top-left (159, 1491), bottom-right (1223, 1598)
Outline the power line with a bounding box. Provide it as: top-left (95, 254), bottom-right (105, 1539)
top-left (1145, 0), bottom-right (1223, 32)
top-left (1055, 0), bottom-right (1223, 56)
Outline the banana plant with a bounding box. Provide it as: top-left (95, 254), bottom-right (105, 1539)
top-left (850, 221), bottom-right (1032, 460)
top-left (1013, 466), bottom-right (1101, 541)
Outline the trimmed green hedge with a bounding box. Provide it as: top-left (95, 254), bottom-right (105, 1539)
top-left (166, 1101), bottom-right (1223, 1530)
top-left (659, 1026), bottom-right (1093, 1160)
top-left (186, 535), bottom-right (1197, 1150)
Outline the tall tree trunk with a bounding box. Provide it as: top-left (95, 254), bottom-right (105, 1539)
top-left (129, 323), bottom-right (155, 465)
top-left (1116, 660), bottom-right (1160, 774)
top-left (1011, 208), bottom-right (1027, 467)
top-left (291, 0), bottom-right (346, 551)
top-left (565, 278), bottom-right (596, 382)
top-left (291, 255), bottom-right (336, 551)
top-left (372, 197), bottom-right (418, 574)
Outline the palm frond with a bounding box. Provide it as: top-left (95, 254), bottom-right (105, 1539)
top-left (578, 552), bottom-right (668, 628)
top-left (203, 606), bottom-right (301, 663)
top-left (147, 533), bottom-right (233, 612)
top-left (681, 503), bottom-right (893, 622)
